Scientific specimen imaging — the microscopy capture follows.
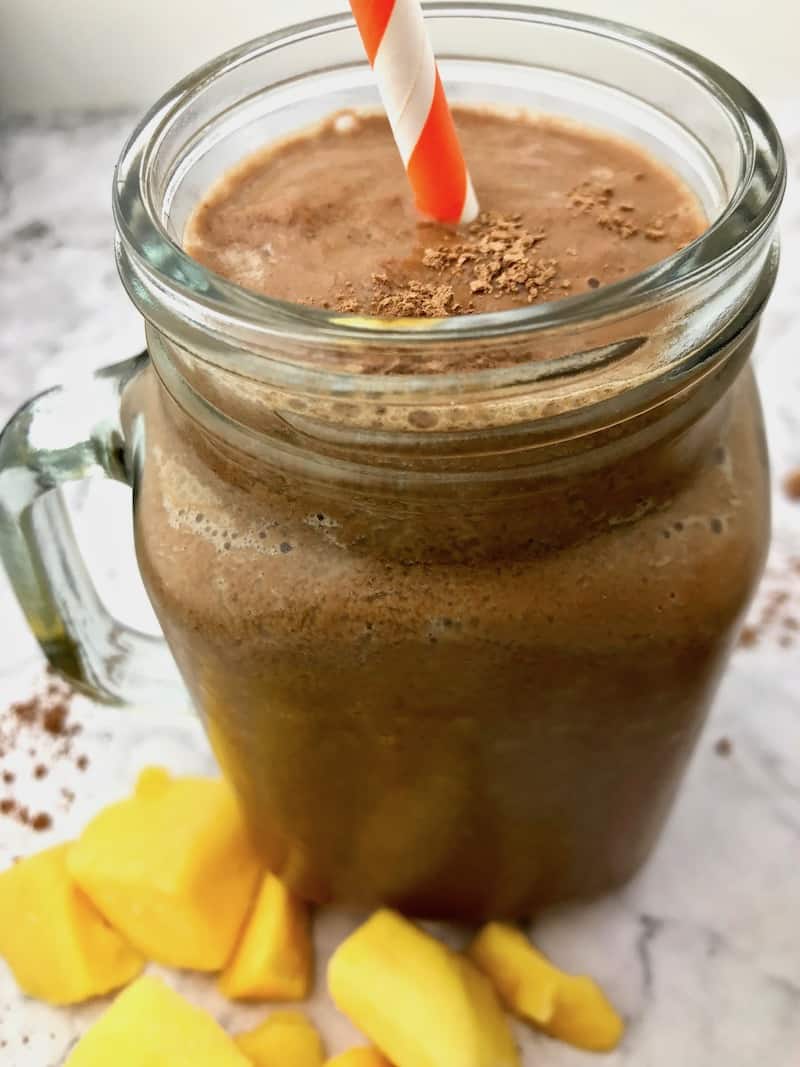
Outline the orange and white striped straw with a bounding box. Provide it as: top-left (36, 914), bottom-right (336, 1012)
top-left (349, 0), bottom-right (479, 224)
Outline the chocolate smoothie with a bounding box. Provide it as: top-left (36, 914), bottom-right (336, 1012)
top-left (186, 109), bottom-right (703, 316)
top-left (129, 108), bottom-right (768, 917)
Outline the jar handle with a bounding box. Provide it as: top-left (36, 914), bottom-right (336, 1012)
top-left (0, 352), bottom-right (185, 706)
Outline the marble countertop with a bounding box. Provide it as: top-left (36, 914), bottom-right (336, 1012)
top-left (0, 105), bottom-right (799, 1066)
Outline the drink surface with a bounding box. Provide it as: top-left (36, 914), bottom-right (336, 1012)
top-left (185, 108), bottom-right (706, 319)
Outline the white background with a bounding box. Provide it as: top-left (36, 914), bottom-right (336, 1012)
top-left (1, 0), bottom-right (797, 112)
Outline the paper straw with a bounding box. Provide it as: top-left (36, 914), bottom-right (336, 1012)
top-left (349, 0), bottom-right (480, 224)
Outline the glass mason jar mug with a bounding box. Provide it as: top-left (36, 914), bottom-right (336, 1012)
top-left (0, 6), bottom-right (785, 918)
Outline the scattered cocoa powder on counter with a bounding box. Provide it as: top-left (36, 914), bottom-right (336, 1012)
top-left (763, 589), bottom-right (790, 623)
top-left (0, 798), bottom-right (49, 831)
top-left (0, 671), bottom-right (83, 833)
top-left (11, 698), bottom-right (37, 726)
top-left (738, 624), bottom-right (759, 648)
top-left (738, 557), bottom-right (800, 650)
top-left (4, 675), bottom-right (79, 747)
top-left (715, 737), bottom-right (733, 758)
top-left (42, 701), bottom-right (72, 737)
top-left (783, 469), bottom-right (800, 501)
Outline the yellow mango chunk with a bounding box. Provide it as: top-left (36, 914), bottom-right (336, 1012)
top-left (547, 974), bottom-right (625, 1052)
top-left (469, 922), bottom-right (624, 1052)
top-left (235, 1010), bottom-right (324, 1067)
top-left (328, 909), bottom-right (519, 1067)
top-left (67, 768), bottom-right (261, 970)
top-left (326, 1049), bottom-right (394, 1067)
top-left (469, 923), bottom-right (558, 1025)
top-left (134, 765), bottom-right (172, 798)
top-left (0, 844), bottom-right (143, 1005)
top-left (65, 975), bottom-right (250, 1067)
top-left (221, 873), bottom-right (312, 1001)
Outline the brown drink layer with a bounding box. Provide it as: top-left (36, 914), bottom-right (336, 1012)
top-left (185, 108), bottom-right (704, 318)
top-left (127, 109), bottom-right (768, 917)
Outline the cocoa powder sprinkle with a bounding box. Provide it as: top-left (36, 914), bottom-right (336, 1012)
top-left (569, 181), bottom-right (614, 212)
top-left (370, 274), bottom-right (461, 319)
top-left (568, 179), bottom-right (670, 244)
top-left (344, 212), bottom-right (564, 319)
top-left (597, 210), bottom-right (639, 240)
top-left (424, 211), bottom-right (558, 304)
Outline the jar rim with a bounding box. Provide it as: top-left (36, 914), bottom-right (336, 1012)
top-left (113, 2), bottom-right (785, 389)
